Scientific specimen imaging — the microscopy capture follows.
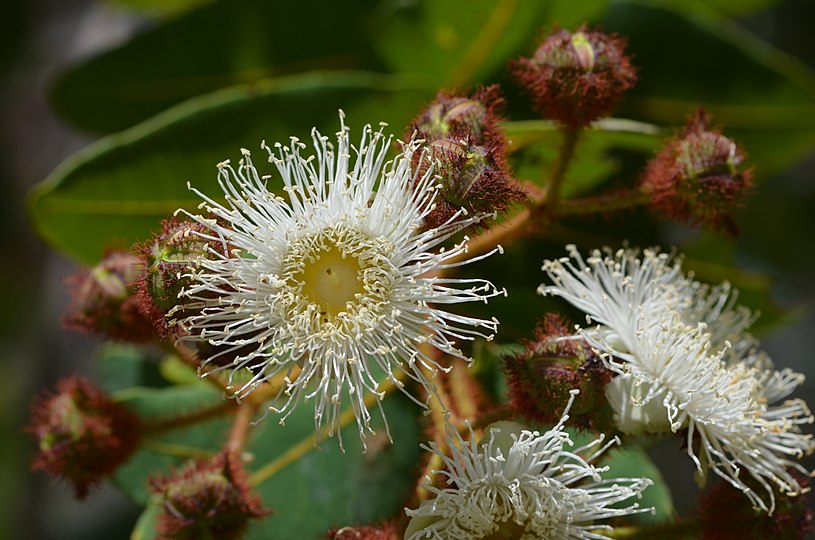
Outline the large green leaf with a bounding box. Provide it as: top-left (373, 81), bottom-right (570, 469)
top-left (51, 0), bottom-right (382, 133)
top-left (30, 71), bottom-right (430, 264)
top-left (373, 0), bottom-right (606, 87)
top-left (605, 0), bottom-right (815, 175)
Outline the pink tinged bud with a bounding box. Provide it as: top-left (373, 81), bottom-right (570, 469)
top-left (27, 377), bottom-right (141, 498)
top-left (149, 452), bottom-right (270, 540)
top-left (512, 25), bottom-right (637, 128)
top-left (502, 314), bottom-right (615, 432)
top-left (64, 251), bottom-right (155, 343)
top-left (642, 109), bottom-right (753, 235)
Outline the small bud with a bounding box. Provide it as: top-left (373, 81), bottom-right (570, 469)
top-left (27, 377), bottom-right (141, 498)
top-left (136, 217), bottom-right (226, 337)
top-left (642, 109), bottom-right (753, 235)
top-left (693, 474), bottom-right (813, 539)
top-left (502, 314), bottom-right (615, 432)
top-left (408, 85), bottom-right (506, 149)
top-left (64, 250), bottom-right (154, 342)
top-left (326, 521), bottom-right (399, 540)
top-left (150, 452), bottom-right (270, 540)
top-left (512, 25), bottom-right (637, 128)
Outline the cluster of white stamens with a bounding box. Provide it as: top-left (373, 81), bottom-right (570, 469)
top-left (539, 245), bottom-right (814, 513)
top-left (405, 391), bottom-right (653, 539)
top-left (175, 113), bottom-right (505, 446)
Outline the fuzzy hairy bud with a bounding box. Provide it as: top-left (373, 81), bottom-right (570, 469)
top-left (503, 314), bottom-right (615, 432)
top-left (149, 452), bottom-right (270, 540)
top-left (64, 251), bottom-right (154, 342)
top-left (512, 25), bottom-right (637, 128)
top-left (642, 109), bottom-right (752, 235)
top-left (136, 217), bottom-right (226, 337)
top-left (27, 377), bottom-right (141, 498)
top-left (407, 85), bottom-right (524, 231)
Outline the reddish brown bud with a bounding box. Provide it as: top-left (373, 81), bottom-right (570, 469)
top-left (149, 452), bottom-right (270, 540)
top-left (408, 85), bottom-right (507, 149)
top-left (27, 377), bottom-right (141, 498)
top-left (642, 109), bottom-right (753, 235)
top-left (503, 314), bottom-right (615, 432)
top-left (135, 217), bottom-right (226, 337)
top-left (64, 250), bottom-right (154, 342)
top-left (695, 474), bottom-right (813, 540)
top-left (407, 86), bottom-right (524, 231)
top-left (512, 25), bottom-right (637, 128)
top-left (326, 521), bottom-right (399, 540)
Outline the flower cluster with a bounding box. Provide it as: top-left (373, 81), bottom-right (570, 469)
top-left (405, 391), bottom-right (652, 539)
top-left (174, 113), bottom-right (504, 446)
top-left (539, 245), bottom-right (814, 512)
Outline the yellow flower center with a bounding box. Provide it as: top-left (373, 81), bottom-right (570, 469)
top-left (295, 247), bottom-right (366, 319)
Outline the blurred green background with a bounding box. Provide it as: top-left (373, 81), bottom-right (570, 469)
top-left (1, 0), bottom-right (814, 538)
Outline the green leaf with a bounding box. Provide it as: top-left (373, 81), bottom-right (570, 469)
top-left (29, 71), bottom-right (430, 264)
top-left (505, 118), bottom-right (661, 197)
top-left (633, 0), bottom-right (781, 17)
top-left (373, 0), bottom-right (606, 87)
top-left (604, 443), bottom-right (674, 524)
top-left (130, 496), bottom-right (161, 540)
top-left (245, 395), bottom-right (420, 539)
top-left (605, 1), bottom-right (815, 174)
top-left (96, 342), bottom-right (166, 393)
top-left (51, 0), bottom-right (382, 133)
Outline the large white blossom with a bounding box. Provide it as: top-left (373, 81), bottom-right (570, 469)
top-left (175, 112), bottom-right (504, 445)
top-left (405, 390), bottom-right (652, 539)
top-left (539, 245), bottom-right (814, 512)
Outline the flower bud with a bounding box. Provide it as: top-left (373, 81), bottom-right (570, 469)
top-left (409, 85), bottom-right (506, 149)
top-left (642, 109), bottom-right (752, 235)
top-left (407, 86), bottom-right (525, 231)
top-left (512, 25), bottom-right (637, 128)
top-left (149, 452), bottom-right (270, 540)
top-left (27, 377), bottom-right (141, 498)
top-left (64, 250), bottom-right (154, 342)
top-left (503, 314), bottom-right (615, 431)
top-left (136, 217), bottom-right (227, 336)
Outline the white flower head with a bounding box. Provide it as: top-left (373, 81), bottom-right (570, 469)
top-left (175, 112), bottom-right (504, 446)
top-left (539, 245), bottom-right (814, 513)
top-left (405, 390), bottom-right (653, 539)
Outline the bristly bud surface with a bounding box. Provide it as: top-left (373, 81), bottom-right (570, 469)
top-left (136, 216), bottom-right (226, 337)
top-left (27, 376), bottom-right (141, 498)
top-left (149, 452), bottom-right (270, 540)
top-left (503, 314), bottom-right (615, 432)
top-left (642, 108), bottom-right (753, 235)
top-left (407, 85), bottom-right (525, 230)
top-left (512, 25), bottom-right (637, 128)
top-left (64, 250), bottom-right (154, 342)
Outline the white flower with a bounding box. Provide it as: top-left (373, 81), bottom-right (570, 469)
top-left (405, 390), bottom-right (652, 539)
top-left (539, 245), bottom-right (814, 512)
top-left (176, 112), bottom-right (504, 445)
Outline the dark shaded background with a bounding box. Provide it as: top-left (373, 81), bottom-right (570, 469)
top-left (1, 1), bottom-right (813, 539)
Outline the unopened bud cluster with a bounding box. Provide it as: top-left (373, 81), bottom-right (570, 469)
top-left (407, 85), bottom-right (524, 230)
